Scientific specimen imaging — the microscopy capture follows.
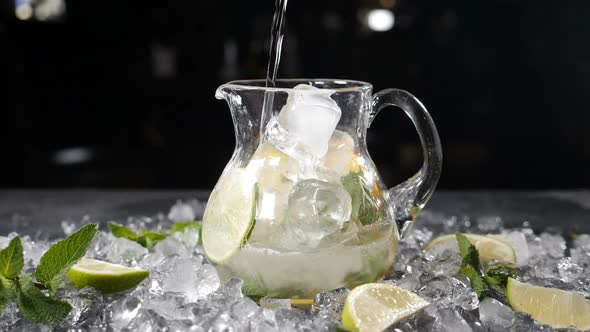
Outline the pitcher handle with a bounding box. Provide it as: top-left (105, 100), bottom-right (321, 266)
top-left (369, 89), bottom-right (443, 238)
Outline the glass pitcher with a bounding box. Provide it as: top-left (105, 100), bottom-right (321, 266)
top-left (202, 79), bottom-right (442, 299)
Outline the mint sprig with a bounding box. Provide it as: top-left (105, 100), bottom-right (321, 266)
top-left (455, 233), bottom-right (518, 300)
top-left (108, 222), bottom-right (166, 249)
top-left (36, 224), bottom-right (99, 293)
top-left (0, 224), bottom-right (99, 323)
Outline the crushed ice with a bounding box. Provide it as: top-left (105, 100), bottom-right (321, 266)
top-left (0, 204), bottom-right (589, 331)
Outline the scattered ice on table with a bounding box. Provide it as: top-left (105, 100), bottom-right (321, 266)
top-left (195, 264), bottom-right (222, 299)
top-left (168, 200), bottom-right (196, 222)
top-left (557, 257), bottom-right (584, 283)
top-left (160, 257), bottom-right (202, 302)
top-left (278, 179), bottom-right (352, 250)
top-left (500, 231), bottom-right (529, 266)
top-left (21, 235), bottom-right (50, 267)
top-left (528, 232), bottom-right (566, 262)
top-left (3, 197), bottom-right (590, 332)
top-left (475, 216), bottom-right (504, 232)
top-left (97, 233), bottom-right (148, 264)
top-left (153, 236), bottom-right (191, 258)
top-left (108, 296), bottom-right (142, 330)
top-left (172, 226), bottom-right (201, 248)
top-left (61, 220), bottom-right (77, 236)
top-left (0, 236), bottom-right (9, 248)
top-left (417, 276), bottom-right (479, 311)
top-left (432, 307), bottom-right (473, 332)
top-left (479, 298), bottom-right (515, 329)
top-left (260, 297), bottom-right (291, 310)
top-left (311, 288), bottom-right (349, 322)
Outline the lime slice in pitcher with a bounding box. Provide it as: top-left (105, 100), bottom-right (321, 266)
top-left (202, 168), bottom-right (257, 264)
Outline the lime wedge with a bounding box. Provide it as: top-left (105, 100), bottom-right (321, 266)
top-left (424, 233), bottom-right (517, 265)
top-left (507, 278), bottom-right (590, 330)
top-left (342, 283), bottom-right (429, 332)
top-left (66, 258), bottom-right (149, 294)
top-left (202, 168), bottom-right (257, 264)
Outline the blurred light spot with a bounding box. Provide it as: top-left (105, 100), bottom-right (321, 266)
top-left (15, 0), bottom-right (33, 20)
top-left (34, 0), bottom-right (65, 21)
top-left (53, 148), bottom-right (92, 166)
top-left (323, 12), bottom-right (342, 32)
top-left (151, 44), bottom-right (177, 79)
top-left (367, 9), bottom-right (395, 32)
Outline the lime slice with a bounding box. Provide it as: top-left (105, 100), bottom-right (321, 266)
top-left (424, 233), bottom-right (517, 265)
top-left (202, 168), bottom-right (257, 264)
top-left (342, 283), bottom-right (429, 332)
top-left (66, 258), bottom-right (149, 294)
top-left (507, 278), bottom-right (590, 330)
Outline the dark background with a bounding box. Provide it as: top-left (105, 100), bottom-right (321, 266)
top-left (1, 0), bottom-right (589, 190)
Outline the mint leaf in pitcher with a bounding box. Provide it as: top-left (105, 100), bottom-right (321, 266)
top-left (341, 171), bottom-right (383, 225)
top-left (35, 224), bottom-right (99, 293)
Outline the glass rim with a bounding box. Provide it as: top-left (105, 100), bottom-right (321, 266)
top-left (219, 78), bottom-right (373, 93)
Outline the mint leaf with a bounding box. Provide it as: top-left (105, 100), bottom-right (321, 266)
top-left (35, 224), bottom-right (99, 293)
top-left (170, 221), bottom-right (201, 233)
top-left (108, 222), bottom-right (139, 241)
top-left (341, 172), bottom-right (383, 225)
top-left (109, 222), bottom-right (166, 249)
top-left (15, 274), bottom-right (71, 323)
top-left (138, 229), bottom-right (166, 249)
top-left (0, 236), bottom-right (24, 279)
top-left (460, 266), bottom-right (485, 299)
top-left (483, 264), bottom-right (517, 297)
top-left (0, 285), bottom-right (12, 315)
top-left (456, 233), bottom-right (480, 270)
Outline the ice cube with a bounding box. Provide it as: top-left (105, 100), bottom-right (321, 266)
top-left (196, 264), bottom-right (221, 300)
top-left (152, 236), bottom-right (191, 258)
top-left (279, 179), bottom-right (352, 250)
top-left (160, 257), bottom-right (201, 302)
top-left (417, 276), bottom-right (479, 311)
top-left (500, 231), bottom-right (529, 266)
top-left (432, 308), bottom-right (473, 332)
top-left (247, 142), bottom-right (299, 189)
top-left (168, 200), bottom-right (196, 222)
top-left (267, 84), bottom-right (342, 159)
top-left (479, 298), bottom-right (515, 329)
top-left (324, 130), bottom-right (355, 176)
top-left (108, 296), bottom-right (142, 330)
top-left (144, 295), bottom-right (191, 321)
top-left (102, 234), bottom-right (148, 264)
top-left (231, 297), bottom-right (260, 323)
